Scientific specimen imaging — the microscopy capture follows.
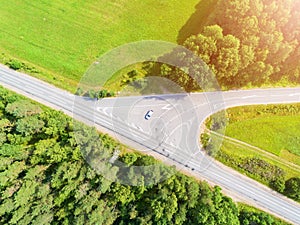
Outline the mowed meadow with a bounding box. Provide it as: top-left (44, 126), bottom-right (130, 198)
top-left (0, 0), bottom-right (199, 90)
top-left (225, 104), bottom-right (300, 158)
top-left (225, 116), bottom-right (300, 157)
top-left (220, 104), bottom-right (300, 176)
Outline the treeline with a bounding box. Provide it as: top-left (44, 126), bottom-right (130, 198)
top-left (207, 0), bottom-right (300, 86)
top-left (0, 86), bottom-right (288, 224)
top-left (149, 0), bottom-right (300, 90)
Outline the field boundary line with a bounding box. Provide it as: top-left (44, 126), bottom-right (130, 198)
top-left (207, 129), bottom-right (300, 172)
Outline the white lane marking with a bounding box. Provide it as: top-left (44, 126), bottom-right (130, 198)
top-left (130, 123), bottom-right (144, 132)
top-left (162, 104), bottom-right (173, 110)
top-left (96, 107), bottom-right (112, 117)
top-left (241, 95), bottom-right (257, 99)
top-left (97, 107), bottom-right (104, 112)
top-left (130, 122), bottom-right (137, 128)
top-left (270, 95), bottom-right (283, 97)
top-left (169, 142), bottom-right (176, 147)
top-left (96, 103), bottom-right (174, 108)
top-left (222, 97), bottom-right (243, 101)
top-left (288, 93), bottom-right (300, 96)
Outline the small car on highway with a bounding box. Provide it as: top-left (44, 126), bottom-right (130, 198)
top-left (144, 110), bottom-right (154, 120)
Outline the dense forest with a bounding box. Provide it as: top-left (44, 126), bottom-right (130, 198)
top-left (0, 86), bottom-right (289, 224)
top-left (150, 0), bottom-right (300, 90)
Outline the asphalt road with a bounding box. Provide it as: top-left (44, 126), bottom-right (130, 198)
top-left (1, 65), bottom-right (300, 224)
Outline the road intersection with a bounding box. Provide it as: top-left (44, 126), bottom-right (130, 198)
top-left (1, 65), bottom-right (300, 224)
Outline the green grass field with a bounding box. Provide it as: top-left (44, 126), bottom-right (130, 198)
top-left (225, 116), bottom-right (300, 156)
top-left (225, 105), bottom-right (300, 157)
top-left (0, 0), bottom-right (200, 91)
top-left (211, 104), bottom-right (300, 180)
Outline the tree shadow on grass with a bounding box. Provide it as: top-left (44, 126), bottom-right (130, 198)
top-left (177, 0), bottom-right (218, 44)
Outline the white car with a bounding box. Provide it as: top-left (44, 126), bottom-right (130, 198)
top-left (144, 110), bottom-right (154, 120)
